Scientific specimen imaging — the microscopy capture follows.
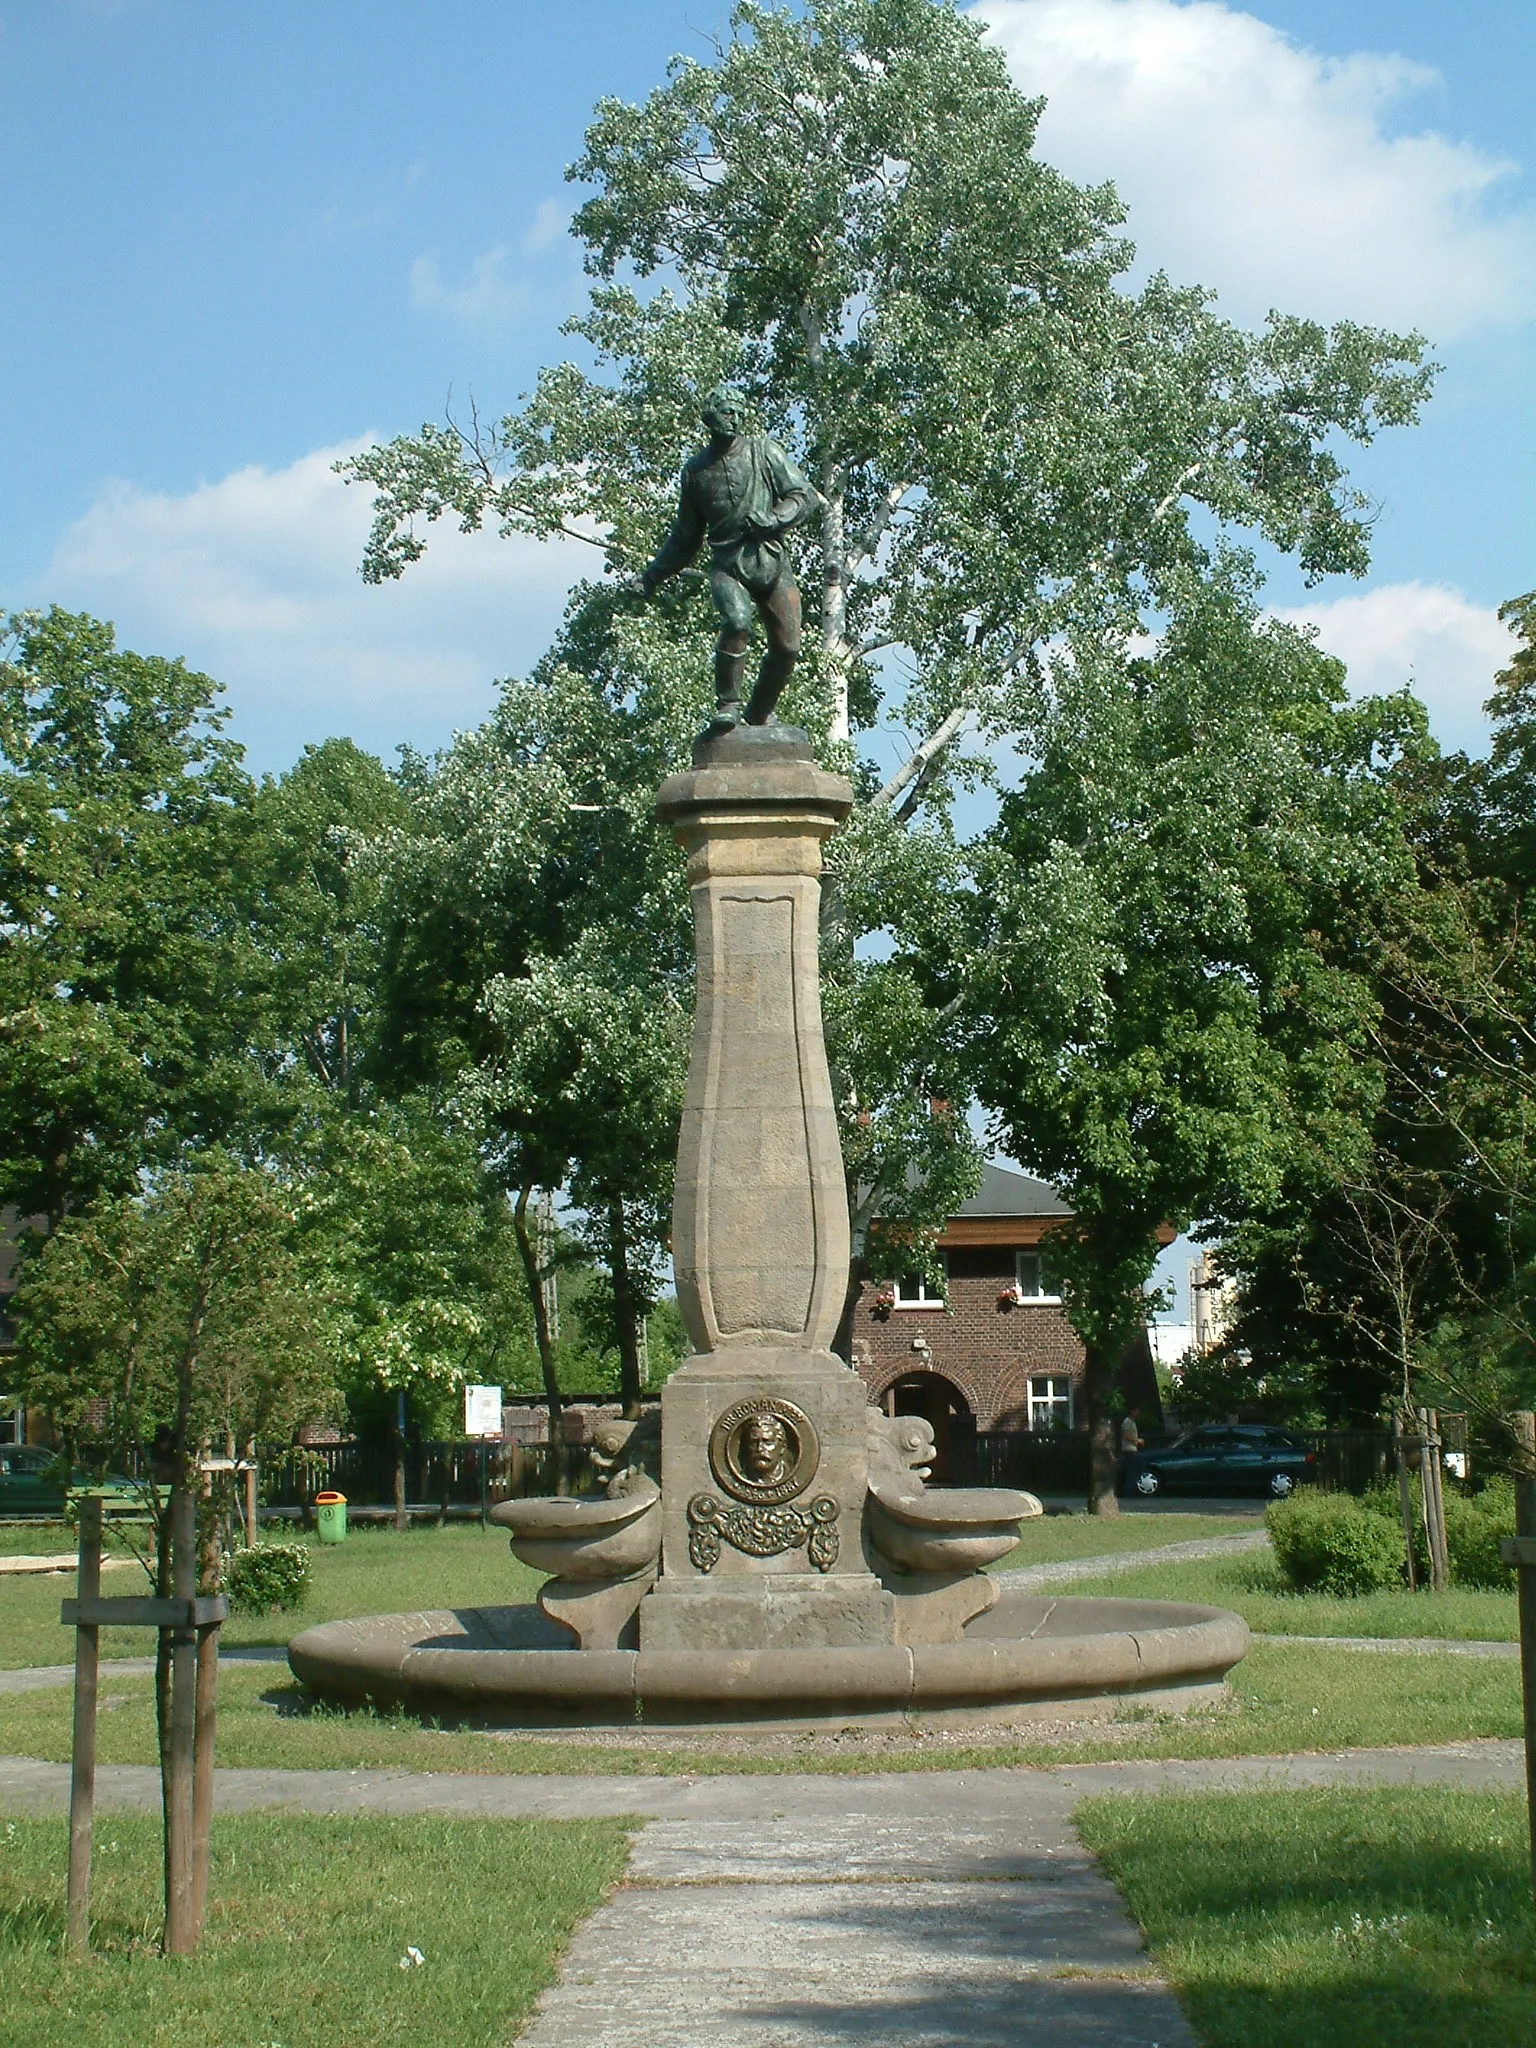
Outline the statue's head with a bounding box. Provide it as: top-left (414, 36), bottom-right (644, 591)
top-left (701, 383), bottom-right (747, 440)
top-left (740, 1411), bottom-right (790, 1483)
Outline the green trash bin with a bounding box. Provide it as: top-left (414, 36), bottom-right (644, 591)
top-left (315, 1489), bottom-right (348, 1543)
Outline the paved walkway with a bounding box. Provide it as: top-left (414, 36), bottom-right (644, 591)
top-left (1, 1743), bottom-right (1523, 2046)
top-left (0, 1644), bottom-right (289, 1693)
top-left (0, 1553), bottom-right (136, 1576)
top-left (996, 1526), bottom-right (1269, 1589)
top-left (1256, 1632), bottom-right (1520, 1658)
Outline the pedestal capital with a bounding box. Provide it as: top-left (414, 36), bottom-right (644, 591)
top-left (657, 755), bottom-right (853, 883)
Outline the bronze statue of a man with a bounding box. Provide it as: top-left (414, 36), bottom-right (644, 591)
top-left (640, 385), bottom-right (819, 740)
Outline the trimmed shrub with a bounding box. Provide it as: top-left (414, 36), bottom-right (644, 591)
top-left (225, 1540), bottom-right (311, 1615)
top-left (1266, 1490), bottom-right (1405, 1595)
top-left (1443, 1483), bottom-right (1516, 1589)
top-left (1363, 1474), bottom-right (1516, 1590)
top-left (1362, 1479), bottom-right (1429, 1584)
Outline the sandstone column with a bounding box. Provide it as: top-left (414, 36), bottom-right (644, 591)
top-left (645, 730), bottom-right (893, 1651)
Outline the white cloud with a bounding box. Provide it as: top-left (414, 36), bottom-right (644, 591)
top-left (1275, 581), bottom-right (1516, 754)
top-left (409, 244), bottom-right (528, 334)
top-left (38, 444), bottom-right (585, 771)
top-left (410, 202), bottom-right (572, 332)
top-left (976, 0), bottom-right (1536, 338)
top-left (521, 198), bottom-right (568, 254)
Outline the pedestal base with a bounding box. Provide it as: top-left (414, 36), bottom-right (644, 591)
top-left (638, 1572), bottom-right (896, 1652)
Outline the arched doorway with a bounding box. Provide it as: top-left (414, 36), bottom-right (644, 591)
top-left (884, 1372), bottom-right (975, 1485)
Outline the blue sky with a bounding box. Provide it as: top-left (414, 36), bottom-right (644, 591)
top-left (3, 0), bottom-right (1531, 782)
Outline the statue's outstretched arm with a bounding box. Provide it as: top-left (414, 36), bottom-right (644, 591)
top-left (641, 472), bottom-right (705, 593)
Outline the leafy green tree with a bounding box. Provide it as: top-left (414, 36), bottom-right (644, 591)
top-left (13, 1153), bottom-right (334, 1470)
top-left (340, 0), bottom-right (1433, 1368)
top-left (249, 738), bottom-right (408, 1107)
top-left (0, 609), bottom-right (265, 1225)
top-left (966, 580), bottom-right (1423, 1507)
top-left (1220, 591), bottom-right (1536, 1457)
top-left (346, 0), bottom-right (1430, 749)
top-left (291, 1096), bottom-right (538, 1432)
top-left (12, 1151), bottom-right (335, 1906)
top-left (372, 629), bottom-right (691, 1457)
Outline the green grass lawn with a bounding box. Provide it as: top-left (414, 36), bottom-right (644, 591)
top-left (1078, 1787), bottom-right (1536, 2048)
top-left (0, 1524), bottom-right (80, 1557)
top-left (990, 1508), bottom-right (1263, 1572)
top-left (0, 1638), bottom-right (1522, 1775)
top-left (1063, 1545), bottom-right (1520, 1640)
top-left (0, 1808), bottom-right (630, 2047)
top-left (0, 1521), bottom-right (547, 1668)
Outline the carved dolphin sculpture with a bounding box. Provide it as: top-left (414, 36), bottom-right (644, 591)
top-left (862, 1412), bottom-right (1042, 1641)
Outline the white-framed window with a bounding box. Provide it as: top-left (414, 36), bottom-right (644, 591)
top-left (1014, 1249), bottom-right (1061, 1302)
top-left (893, 1264), bottom-right (946, 1308)
top-left (1027, 1375), bottom-right (1073, 1433)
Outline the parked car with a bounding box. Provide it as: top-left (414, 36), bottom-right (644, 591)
top-left (1119, 1425), bottom-right (1316, 1500)
top-left (0, 1444), bottom-right (142, 1518)
top-left (0, 1444), bottom-right (72, 1516)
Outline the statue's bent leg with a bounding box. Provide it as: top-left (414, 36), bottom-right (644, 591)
top-left (707, 568), bottom-right (754, 737)
top-left (745, 572), bottom-right (802, 725)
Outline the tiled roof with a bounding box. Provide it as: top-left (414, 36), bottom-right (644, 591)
top-left (952, 1162), bottom-right (1073, 1220)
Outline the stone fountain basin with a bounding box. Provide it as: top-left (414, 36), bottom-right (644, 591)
top-left (286, 1591), bottom-right (1249, 1731)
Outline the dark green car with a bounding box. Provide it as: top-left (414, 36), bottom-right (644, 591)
top-left (1120, 1424), bottom-right (1317, 1500)
top-left (0, 1444), bottom-right (142, 1518)
top-left (0, 1444), bottom-right (71, 1515)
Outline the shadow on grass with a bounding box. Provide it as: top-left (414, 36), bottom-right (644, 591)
top-left (0, 1898), bottom-right (164, 1958)
top-left (259, 1681), bottom-right (451, 1733)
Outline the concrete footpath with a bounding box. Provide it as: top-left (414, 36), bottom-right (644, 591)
top-left (996, 1525), bottom-right (1269, 1590)
top-left (1, 1742), bottom-right (1523, 2047)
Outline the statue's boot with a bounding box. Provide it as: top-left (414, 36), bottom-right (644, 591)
top-left (745, 645), bottom-right (796, 726)
top-left (703, 649), bottom-right (748, 740)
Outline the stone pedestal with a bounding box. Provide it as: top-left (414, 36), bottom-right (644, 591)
top-left (646, 730), bottom-right (895, 1652)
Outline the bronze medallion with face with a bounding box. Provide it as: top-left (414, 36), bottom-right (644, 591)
top-left (708, 1397), bottom-right (820, 1506)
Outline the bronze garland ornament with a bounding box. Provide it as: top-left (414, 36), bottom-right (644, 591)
top-left (686, 1491), bottom-right (840, 1573)
top-left (708, 1397), bottom-right (819, 1505)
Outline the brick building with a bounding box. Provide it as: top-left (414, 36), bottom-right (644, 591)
top-left (850, 1164), bottom-right (1163, 1479)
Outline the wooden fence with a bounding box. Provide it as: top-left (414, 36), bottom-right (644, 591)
top-left (264, 1439), bottom-right (596, 1515)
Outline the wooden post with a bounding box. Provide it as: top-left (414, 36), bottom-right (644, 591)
top-left (190, 1489), bottom-right (221, 1940)
top-left (162, 1485), bottom-right (197, 1955)
top-left (1393, 1412), bottom-right (1417, 1592)
top-left (1419, 1407), bottom-right (1450, 1593)
top-left (1429, 1408), bottom-right (1451, 1591)
top-left (1512, 1413), bottom-right (1536, 1922)
top-left (65, 1496), bottom-right (103, 1956)
top-left (243, 1437), bottom-right (258, 1548)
